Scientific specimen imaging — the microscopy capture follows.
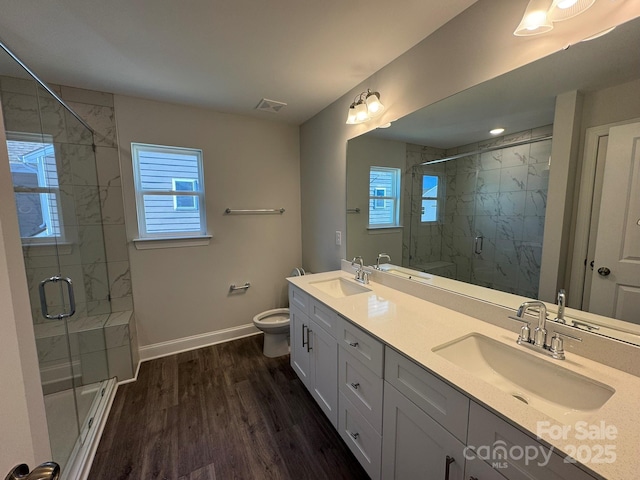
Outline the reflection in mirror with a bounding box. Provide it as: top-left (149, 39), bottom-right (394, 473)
top-left (347, 16), bottom-right (640, 345)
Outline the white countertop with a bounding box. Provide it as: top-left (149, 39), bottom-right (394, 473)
top-left (288, 270), bottom-right (640, 480)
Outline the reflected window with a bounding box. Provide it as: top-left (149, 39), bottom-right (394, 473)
top-left (369, 166), bottom-right (401, 227)
top-left (7, 133), bottom-right (64, 243)
top-left (132, 143), bottom-right (207, 238)
top-left (421, 174), bottom-right (441, 223)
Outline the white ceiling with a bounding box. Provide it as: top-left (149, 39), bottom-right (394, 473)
top-left (0, 0), bottom-right (477, 124)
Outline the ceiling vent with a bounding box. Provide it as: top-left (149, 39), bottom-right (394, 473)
top-left (256, 98), bottom-right (287, 113)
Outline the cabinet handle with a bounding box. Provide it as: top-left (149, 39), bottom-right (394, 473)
top-left (306, 328), bottom-right (312, 352)
top-left (302, 324), bottom-right (308, 347)
top-left (348, 341), bottom-right (359, 348)
top-left (350, 432), bottom-right (359, 440)
top-left (445, 456), bottom-right (455, 480)
top-left (350, 382), bottom-right (360, 390)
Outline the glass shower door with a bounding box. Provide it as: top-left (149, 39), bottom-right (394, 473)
top-left (1, 50), bottom-right (111, 471)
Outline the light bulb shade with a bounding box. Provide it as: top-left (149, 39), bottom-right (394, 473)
top-left (354, 102), bottom-right (370, 123)
top-left (365, 91), bottom-right (385, 117)
top-left (548, 0), bottom-right (595, 22)
top-left (514, 0), bottom-right (553, 36)
top-left (346, 104), bottom-right (357, 124)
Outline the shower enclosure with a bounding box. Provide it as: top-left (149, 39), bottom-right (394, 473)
top-left (0, 44), bottom-right (116, 475)
top-left (404, 130), bottom-right (552, 299)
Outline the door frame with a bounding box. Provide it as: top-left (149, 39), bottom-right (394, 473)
top-left (568, 117), bottom-right (640, 309)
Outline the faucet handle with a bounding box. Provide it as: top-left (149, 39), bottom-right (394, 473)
top-left (508, 315), bottom-right (531, 344)
top-left (549, 331), bottom-right (582, 360)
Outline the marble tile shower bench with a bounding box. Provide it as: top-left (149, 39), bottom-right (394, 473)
top-left (34, 311), bottom-right (139, 394)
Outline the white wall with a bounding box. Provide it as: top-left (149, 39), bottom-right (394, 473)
top-left (346, 136), bottom-right (405, 266)
top-left (114, 95), bottom-right (301, 350)
top-left (0, 112), bottom-right (50, 471)
top-left (300, 0), bottom-right (640, 273)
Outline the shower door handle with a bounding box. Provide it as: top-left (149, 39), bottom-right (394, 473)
top-left (474, 236), bottom-right (484, 254)
top-left (39, 276), bottom-right (76, 320)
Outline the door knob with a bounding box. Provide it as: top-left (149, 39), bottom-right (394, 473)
top-left (597, 267), bottom-right (611, 277)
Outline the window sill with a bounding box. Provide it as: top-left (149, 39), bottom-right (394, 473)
top-left (133, 235), bottom-right (212, 250)
top-left (367, 226), bottom-right (403, 232)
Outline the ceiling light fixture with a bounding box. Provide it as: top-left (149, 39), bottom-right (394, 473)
top-left (490, 128), bottom-right (505, 135)
top-left (346, 89), bottom-right (385, 125)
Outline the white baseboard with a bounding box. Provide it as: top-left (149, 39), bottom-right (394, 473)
top-left (139, 323), bottom-right (261, 362)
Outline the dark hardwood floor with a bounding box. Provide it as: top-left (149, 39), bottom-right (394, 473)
top-left (90, 335), bottom-right (369, 479)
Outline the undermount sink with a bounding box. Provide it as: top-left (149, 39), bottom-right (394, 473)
top-left (309, 277), bottom-right (371, 298)
top-left (432, 334), bottom-right (615, 424)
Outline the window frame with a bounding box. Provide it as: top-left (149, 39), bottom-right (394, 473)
top-left (7, 132), bottom-right (65, 245)
top-left (368, 166), bottom-right (401, 228)
top-left (420, 173), bottom-right (443, 224)
top-left (131, 143), bottom-right (207, 240)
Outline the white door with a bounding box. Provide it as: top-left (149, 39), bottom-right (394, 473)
top-left (589, 122), bottom-right (640, 324)
top-left (310, 320), bottom-right (338, 427)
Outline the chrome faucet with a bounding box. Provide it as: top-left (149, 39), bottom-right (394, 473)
top-left (510, 300), bottom-right (582, 360)
top-left (554, 289), bottom-right (566, 323)
top-left (351, 256), bottom-right (370, 284)
top-left (375, 253), bottom-right (391, 270)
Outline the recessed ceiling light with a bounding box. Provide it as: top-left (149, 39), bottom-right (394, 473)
top-left (490, 128), bottom-right (505, 135)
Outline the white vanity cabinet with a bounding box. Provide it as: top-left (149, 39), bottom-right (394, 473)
top-left (382, 348), bottom-right (469, 480)
top-left (337, 317), bottom-right (385, 479)
top-left (289, 285), bottom-right (338, 427)
top-left (467, 402), bottom-right (597, 480)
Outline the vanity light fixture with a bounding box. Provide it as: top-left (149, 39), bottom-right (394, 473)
top-left (514, 0), bottom-right (595, 36)
top-left (490, 127), bottom-right (505, 135)
top-left (514, 0), bottom-right (554, 36)
top-left (346, 89), bottom-right (385, 124)
top-left (548, 0), bottom-right (595, 22)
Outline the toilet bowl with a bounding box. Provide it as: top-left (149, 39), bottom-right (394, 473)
top-left (253, 308), bottom-right (290, 357)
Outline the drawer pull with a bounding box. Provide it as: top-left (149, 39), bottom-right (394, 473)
top-left (350, 382), bottom-right (360, 390)
top-left (348, 341), bottom-right (359, 348)
top-left (445, 456), bottom-right (455, 480)
top-left (349, 432), bottom-right (359, 440)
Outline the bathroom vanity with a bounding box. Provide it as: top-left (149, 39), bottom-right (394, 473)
top-left (287, 265), bottom-right (640, 480)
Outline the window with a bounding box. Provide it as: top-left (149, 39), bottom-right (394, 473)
top-left (172, 178), bottom-right (198, 210)
top-left (7, 133), bottom-right (64, 243)
top-left (420, 174), bottom-right (441, 223)
top-left (132, 143), bottom-right (206, 238)
top-left (369, 166), bottom-right (401, 227)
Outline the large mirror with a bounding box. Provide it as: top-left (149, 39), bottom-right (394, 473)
top-left (346, 16), bottom-right (640, 345)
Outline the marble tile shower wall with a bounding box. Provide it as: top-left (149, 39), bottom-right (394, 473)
top-left (442, 126), bottom-right (552, 297)
top-left (0, 76), bottom-right (132, 323)
top-left (401, 126), bottom-right (551, 298)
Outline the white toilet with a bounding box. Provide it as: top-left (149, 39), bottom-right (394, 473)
top-left (253, 308), bottom-right (290, 357)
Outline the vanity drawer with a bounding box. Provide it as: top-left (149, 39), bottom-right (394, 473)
top-left (338, 317), bottom-right (384, 377)
top-left (384, 347), bottom-right (469, 443)
top-left (339, 346), bottom-right (384, 434)
top-left (338, 392), bottom-right (382, 480)
top-left (288, 285), bottom-right (309, 316)
top-left (468, 402), bottom-right (597, 480)
top-left (309, 298), bottom-right (338, 338)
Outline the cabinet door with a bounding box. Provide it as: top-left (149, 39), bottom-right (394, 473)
top-left (382, 383), bottom-right (466, 480)
top-left (467, 402), bottom-right (597, 480)
top-left (465, 457), bottom-right (508, 480)
top-left (290, 306), bottom-right (311, 389)
top-left (310, 320), bottom-right (338, 428)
